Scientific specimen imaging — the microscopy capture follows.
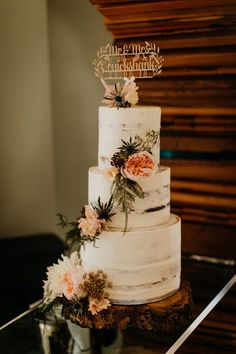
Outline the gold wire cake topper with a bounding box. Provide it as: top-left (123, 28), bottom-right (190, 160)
top-left (93, 42), bottom-right (164, 83)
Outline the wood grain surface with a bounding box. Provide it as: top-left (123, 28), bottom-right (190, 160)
top-left (64, 278), bottom-right (192, 331)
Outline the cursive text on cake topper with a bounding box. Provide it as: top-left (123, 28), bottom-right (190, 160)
top-left (93, 42), bottom-right (164, 81)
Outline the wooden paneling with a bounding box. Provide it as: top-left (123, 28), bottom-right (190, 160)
top-left (91, 0), bottom-right (236, 259)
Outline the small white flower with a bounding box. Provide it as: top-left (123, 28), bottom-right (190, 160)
top-left (123, 78), bottom-right (139, 106)
top-left (103, 166), bottom-right (119, 181)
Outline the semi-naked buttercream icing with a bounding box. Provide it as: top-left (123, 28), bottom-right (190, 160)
top-left (98, 106), bottom-right (161, 169)
top-left (81, 103), bottom-right (181, 305)
top-left (89, 165), bottom-right (170, 229)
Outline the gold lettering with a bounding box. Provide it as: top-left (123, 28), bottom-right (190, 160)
top-left (123, 45), bottom-right (128, 54)
top-left (94, 43), bottom-right (163, 80)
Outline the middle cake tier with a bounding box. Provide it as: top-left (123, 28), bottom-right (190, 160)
top-left (89, 165), bottom-right (170, 230)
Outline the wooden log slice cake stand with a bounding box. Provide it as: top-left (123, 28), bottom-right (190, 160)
top-left (64, 279), bottom-right (193, 332)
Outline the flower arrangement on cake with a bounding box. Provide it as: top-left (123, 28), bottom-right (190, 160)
top-left (106, 130), bottom-right (159, 230)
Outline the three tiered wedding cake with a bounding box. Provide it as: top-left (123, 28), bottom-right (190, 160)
top-left (81, 105), bottom-right (181, 305)
top-left (43, 43), bottom-right (181, 317)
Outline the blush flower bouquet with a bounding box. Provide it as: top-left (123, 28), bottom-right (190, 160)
top-left (103, 130), bottom-right (159, 231)
top-left (43, 252), bottom-right (112, 316)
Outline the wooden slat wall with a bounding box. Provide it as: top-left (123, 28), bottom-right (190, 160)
top-left (91, 0), bottom-right (236, 259)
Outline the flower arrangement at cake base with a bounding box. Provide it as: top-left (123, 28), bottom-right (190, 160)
top-left (40, 46), bottom-right (193, 330)
top-left (42, 198), bottom-right (115, 319)
top-left (42, 251), bottom-right (112, 318)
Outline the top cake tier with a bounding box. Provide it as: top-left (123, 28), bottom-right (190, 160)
top-left (98, 106), bottom-right (161, 170)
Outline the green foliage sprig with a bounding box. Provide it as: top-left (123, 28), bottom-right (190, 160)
top-left (134, 129), bottom-right (159, 153)
top-left (57, 213), bottom-right (98, 251)
top-left (111, 174), bottom-right (144, 231)
top-left (61, 296), bottom-right (88, 318)
top-left (41, 293), bottom-right (90, 318)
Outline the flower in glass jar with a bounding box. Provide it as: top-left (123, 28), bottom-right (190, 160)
top-left (122, 151), bottom-right (157, 181)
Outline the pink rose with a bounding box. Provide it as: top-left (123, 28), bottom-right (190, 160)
top-left (62, 266), bottom-right (85, 300)
top-left (88, 297), bottom-right (111, 315)
top-left (122, 151), bottom-right (157, 181)
top-left (78, 205), bottom-right (106, 237)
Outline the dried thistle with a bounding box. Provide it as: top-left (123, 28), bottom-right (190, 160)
top-left (118, 137), bottom-right (140, 158)
top-left (92, 196), bottom-right (115, 222)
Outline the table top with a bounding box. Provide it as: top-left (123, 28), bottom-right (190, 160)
top-left (0, 255), bottom-right (235, 354)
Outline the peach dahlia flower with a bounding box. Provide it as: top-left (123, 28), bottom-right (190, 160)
top-left (43, 252), bottom-right (84, 303)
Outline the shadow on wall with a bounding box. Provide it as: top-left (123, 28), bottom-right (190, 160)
top-left (48, 0), bottom-right (112, 222)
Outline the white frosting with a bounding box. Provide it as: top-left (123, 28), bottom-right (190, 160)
top-left (81, 214), bottom-right (181, 304)
top-left (89, 166), bottom-right (170, 229)
top-left (98, 106), bottom-right (161, 169)
top-left (81, 105), bottom-right (181, 304)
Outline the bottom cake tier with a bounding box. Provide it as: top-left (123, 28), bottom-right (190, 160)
top-left (81, 214), bottom-right (181, 305)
